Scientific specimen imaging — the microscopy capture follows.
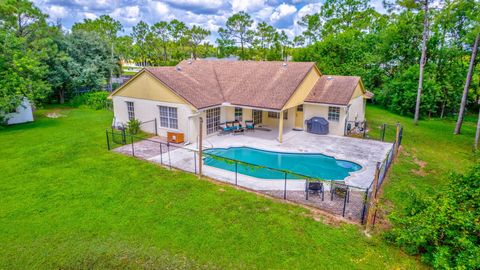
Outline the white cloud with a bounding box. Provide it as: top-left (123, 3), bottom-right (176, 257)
top-left (44, 5), bottom-right (68, 21)
top-left (181, 11), bottom-right (227, 31)
top-left (270, 4), bottom-right (296, 22)
top-left (255, 6), bottom-right (274, 21)
top-left (231, 0), bottom-right (265, 13)
top-left (164, 0), bottom-right (225, 9)
top-left (82, 12), bottom-right (98, 20)
top-left (72, 0), bottom-right (119, 10)
top-left (296, 2), bottom-right (322, 19)
top-left (111, 6), bottom-right (141, 25)
top-left (152, 1), bottom-right (170, 16)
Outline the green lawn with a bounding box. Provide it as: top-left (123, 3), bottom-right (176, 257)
top-left (366, 105), bottom-right (477, 214)
top-left (0, 107), bottom-right (426, 269)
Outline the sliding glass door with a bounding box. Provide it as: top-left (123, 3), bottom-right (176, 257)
top-left (206, 107), bottom-right (220, 134)
top-left (252, 110), bottom-right (262, 124)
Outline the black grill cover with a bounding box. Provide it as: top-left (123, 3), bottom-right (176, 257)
top-left (305, 117), bottom-right (329, 135)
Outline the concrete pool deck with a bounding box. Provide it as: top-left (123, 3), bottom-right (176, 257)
top-left (197, 128), bottom-right (393, 189)
top-left (114, 127), bottom-right (393, 191)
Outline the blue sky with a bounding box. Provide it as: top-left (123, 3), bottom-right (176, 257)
top-left (32, 0), bottom-right (385, 43)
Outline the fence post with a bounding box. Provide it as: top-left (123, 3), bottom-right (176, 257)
top-left (363, 120), bottom-right (368, 138)
top-left (111, 127), bottom-right (114, 144)
top-left (342, 190), bottom-right (348, 217)
top-left (283, 172), bottom-right (287, 199)
top-left (305, 180), bottom-right (309, 200)
top-left (375, 162), bottom-right (381, 195)
top-left (198, 117), bottom-right (203, 178)
top-left (105, 129), bottom-right (110, 150)
top-left (360, 188), bottom-right (369, 224)
top-left (167, 142), bottom-right (172, 170)
top-left (235, 161), bottom-right (238, 185)
top-left (366, 162), bottom-right (380, 230)
top-left (154, 118), bottom-right (158, 136)
top-left (381, 124), bottom-right (386, 142)
top-left (130, 134), bottom-right (135, 157)
top-left (395, 123), bottom-right (401, 156)
top-left (159, 143), bottom-right (163, 165)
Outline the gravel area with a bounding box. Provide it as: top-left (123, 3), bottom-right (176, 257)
top-left (113, 136), bottom-right (183, 160)
top-left (263, 189), bottom-right (368, 222)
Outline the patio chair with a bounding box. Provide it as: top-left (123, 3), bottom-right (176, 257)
top-left (330, 182), bottom-right (350, 203)
top-left (245, 120), bottom-right (255, 132)
top-left (218, 122), bottom-right (233, 135)
top-left (305, 180), bottom-right (324, 201)
top-left (232, 121), bottom-right (244, 135)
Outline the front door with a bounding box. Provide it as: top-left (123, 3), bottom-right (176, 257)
top-left (295, 105), bottom-right (304, 129)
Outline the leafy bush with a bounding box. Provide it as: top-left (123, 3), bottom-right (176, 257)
top-left (386, 165), bottom-right (480, 269)
top-left (0, 114), bottom-right (7, 127)
top-left (69, 91), bottom-right (111, 110)
top-left (126, 119), bottom-right (141, 135)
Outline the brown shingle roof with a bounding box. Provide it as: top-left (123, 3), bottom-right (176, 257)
top-left (305, 75), bottom-right (361, 106)
top-left (145, 60), bottom-right (316, 110)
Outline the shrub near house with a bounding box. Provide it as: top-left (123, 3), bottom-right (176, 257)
top-left (70, 91), bottom-right (111, 110)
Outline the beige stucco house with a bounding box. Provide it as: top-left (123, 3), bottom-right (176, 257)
top-left (109, 60), bottom-right (371, 143)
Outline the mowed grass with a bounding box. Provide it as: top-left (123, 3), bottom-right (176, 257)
top-left (0, 107), bottom-right (425, 269)
top-left (366, 105), bottom-right (478, 213)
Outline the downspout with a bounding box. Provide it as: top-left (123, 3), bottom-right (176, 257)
top-left (344, 105), bottom-right (350, 136)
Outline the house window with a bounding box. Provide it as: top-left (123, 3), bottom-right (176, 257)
top-left (126, 101), bottom-right (135, 120)
top-left (297, 105), bottom-right (303, 112)
top-left (268, 111), bottom-right (288, 119)
top-left (234, 107), bottom-right (243, 122)
top-left (206, 107), bottom-right (220, 135)
top-left (159, 106), bottom-right (178, 129)
top-left (328, 106), bottom-right (340, 122)
top-left (253, 110), bottom-right (262, 124)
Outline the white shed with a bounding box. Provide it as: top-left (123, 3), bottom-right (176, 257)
top-left (5, 98), bottom-right (34, 125)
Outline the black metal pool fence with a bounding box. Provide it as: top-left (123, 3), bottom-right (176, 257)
top-left (105, 124), bottom-right (402, 225)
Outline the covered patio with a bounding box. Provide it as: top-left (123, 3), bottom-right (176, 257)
top-left (209, 103), bottom-right (303, 144)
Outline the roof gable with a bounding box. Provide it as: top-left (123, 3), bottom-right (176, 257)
top-left (109, 71), bottom-right (195, 107)
top-left (305, 75), bottom-right (363, 106)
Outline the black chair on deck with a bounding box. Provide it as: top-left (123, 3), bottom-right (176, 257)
top-left (305, 180), bottom-right (324, 201)
top-left (330, 182), bottom-right (350, 203)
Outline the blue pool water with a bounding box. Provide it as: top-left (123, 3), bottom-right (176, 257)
top-left (203, 147), bottom-right (362, 180)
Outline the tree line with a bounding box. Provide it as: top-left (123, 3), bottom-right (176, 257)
top-left (293, 0), bottom-right (479, 124)
top-left (1, 0), bottom-right (480, 141)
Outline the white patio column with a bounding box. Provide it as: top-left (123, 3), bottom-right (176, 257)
top-left (278, 110), bottom-right (284, 143)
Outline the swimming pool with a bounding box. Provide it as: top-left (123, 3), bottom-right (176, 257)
top-left (203, 147), bottom-right (362, 180)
